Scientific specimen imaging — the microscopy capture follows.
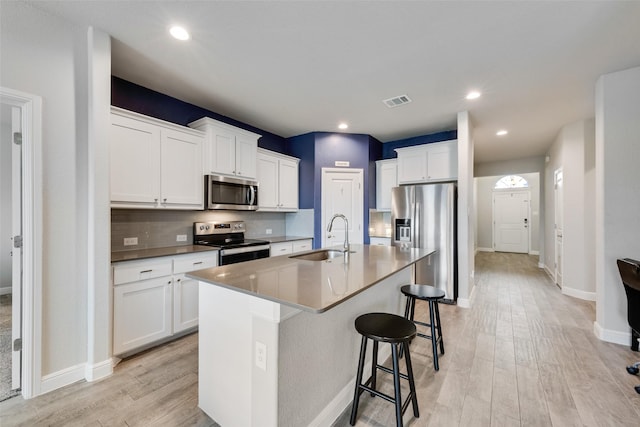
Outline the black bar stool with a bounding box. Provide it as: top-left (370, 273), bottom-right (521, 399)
top-left (401, 284), bottom-right (445, 371)
top-left (350, 312), bottom-right (419, 427)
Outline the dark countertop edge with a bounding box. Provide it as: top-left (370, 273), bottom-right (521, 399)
top-left (111, 245), bottom-right (218, 263)
top-left (187, 247), bottom-right (435, 314)
top-left (259, 236), bottom-right (314, 244)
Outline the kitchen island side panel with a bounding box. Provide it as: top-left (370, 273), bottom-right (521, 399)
top-left (198, 266), bottom-right (412, 426)
top-left (277, 267), bottom-right (411, 426)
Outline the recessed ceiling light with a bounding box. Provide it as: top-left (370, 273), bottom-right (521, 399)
top-left (465, 91), bottom-right (481, 100)
top-left (496, 129), bottom-right (508, 136)
top-left (170, 26), bottom-right (190, 41)
top-left (338, 123), bottom-right (349, 130)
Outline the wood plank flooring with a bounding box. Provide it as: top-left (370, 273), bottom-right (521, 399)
top-left (2, 252), bottom-right (640, 426)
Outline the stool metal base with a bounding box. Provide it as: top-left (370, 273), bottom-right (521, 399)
top-left (350, 337), bottom-right (419, 427)
top-left (401, 286), bottom-right (445, 371)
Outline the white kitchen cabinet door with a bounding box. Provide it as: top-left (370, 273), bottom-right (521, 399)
top-left (425, 141), bottom-right (457, 181)
top-left (113, 276), bottom-right (172, 355)
top-left (235, 135), bottom-right (258, 179)
top-left (173, 274), bottom-right (199, 333)
top-left (369, 237), bottom-right (391, 246)
top-left (397, 147), bottom-right (428, 184)
top-left (292, 239), bottom-right (312, 253)
top-left (160, 128), bottom-right (204, 209)
top-left (278, 158), bottom-right (299, 210)
top-left (257, 149), bottom-right (299, 211)
top-left (270, 242), bottom-right (293, 257)
top-left (110, 113), bottom-right (161, 206)
top-left (376, 160), bottom-right (397, 210)
top-left (210, 127), bottom-right (236, 176)
top-left (256, 153), bottom-right (279, 209)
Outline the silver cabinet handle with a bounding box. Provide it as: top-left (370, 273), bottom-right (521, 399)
top-left (193, 261), bottom-right (203, 265)
top-left (140, 269), bottom-right (152, 273)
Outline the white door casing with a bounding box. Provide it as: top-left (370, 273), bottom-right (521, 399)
top-left (554, 168), bottom-right (564, 287)
top-left (321, 168), bottom-right (363, 248)
top-left (493, 191), bottom-right (530, 253)
top-left (1, 86), bottom-right (43, 398)
top-left (10, 105), bottom-right (22, 390)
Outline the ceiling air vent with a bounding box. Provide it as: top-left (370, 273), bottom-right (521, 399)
top-left (383, 94), bottom-right (412, 108)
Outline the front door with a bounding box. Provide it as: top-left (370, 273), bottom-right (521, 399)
top-left (493, 191), bottom-right (529, 253)
top-left (321, 168), bottom-right (363, 248)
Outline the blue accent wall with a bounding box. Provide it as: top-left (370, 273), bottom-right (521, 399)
top-left (382, 130), bottom-right (457, 159)
top-left (111, 76), bottom-right (288, 152)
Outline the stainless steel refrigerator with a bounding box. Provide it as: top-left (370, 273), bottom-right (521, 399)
top-left (391, 183), bottom-right (457, 302)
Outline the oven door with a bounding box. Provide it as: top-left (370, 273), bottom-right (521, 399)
top-left (219, 245), bottom-right (270, 265)
top-left (206, 175), bottom-right (258, 211)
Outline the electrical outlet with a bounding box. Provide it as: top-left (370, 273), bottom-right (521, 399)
top-left (255, 341), bottom-right (267, 371)
top-left (123, 237), bottom-right (138, 246)
top-left (266, 229), bottom-right (272, 235)
top-left (176, 234), bottom-right (187, 242)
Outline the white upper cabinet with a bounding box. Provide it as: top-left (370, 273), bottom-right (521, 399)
top-left (110, 107), bottom-right (204, 210)
top-left (395, 139), bottom-right (458, 184)
top-left (188, 117), bottom-right (261, 179)
top-left (256, 148), bottom-right (299, 211)
top-left (375, 159), bottom-right (398, 211)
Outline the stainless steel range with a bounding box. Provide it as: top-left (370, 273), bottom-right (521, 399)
top-left (193, 221), bottom-right (270, 265)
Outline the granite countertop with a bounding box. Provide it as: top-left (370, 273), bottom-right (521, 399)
top-left (187, 244), bottom-right (434, 313)
top-left (259, 236), bottom-right (313, 244)
top-left (111, 245), bottom-right (218, 263)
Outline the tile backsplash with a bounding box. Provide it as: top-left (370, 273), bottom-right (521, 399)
top-left (111, 209), bottom-right (287, 252)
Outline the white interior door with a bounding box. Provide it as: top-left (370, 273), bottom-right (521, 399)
top-left (493, 191), bottom-right (529, 253)
top-left (554, 169), bottom-right (564, 287)
top-left (11, 105), bottom-right (22, 390)
top-left (321, 168), bottom-right (363, 248)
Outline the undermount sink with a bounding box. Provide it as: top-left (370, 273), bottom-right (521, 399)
top-left (290, 249), bottom-right (355, 261)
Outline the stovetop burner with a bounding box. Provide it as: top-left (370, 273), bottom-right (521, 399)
top-left (193, 221), bottom-right (270, 249)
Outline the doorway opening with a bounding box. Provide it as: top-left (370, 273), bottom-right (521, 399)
top-left (1, 87), bottom-right (43, 400)
top-left (320, 168), bottom-right (364, 248)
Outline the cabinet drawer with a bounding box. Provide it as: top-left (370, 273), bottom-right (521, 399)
top-left (292, 240), bottom-right (312, 253)
top-left (270, 242), bottom-right (293, 256)
top-left (370, 237), bottom-right (391, 246)
top-left (173, 252), bottom-right (218, 274)
top-left (113, 259), bottom-right (173, 285)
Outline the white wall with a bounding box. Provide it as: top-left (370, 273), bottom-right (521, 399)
top-left (475, 173), bottom-right (540, 255)
top-left (457, 111), bottom-right (475, 307)
top-left (594, 66), bottom-right (640, 345)
top-left (0, 1), bottom-right (112, 387)
top-left (0, 106), bottom-right (12, 290)
top-left (544, 119), bottom-right (596, 301)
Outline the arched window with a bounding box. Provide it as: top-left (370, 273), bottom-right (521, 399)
top-left (494, 175), bottom-right (528, 189)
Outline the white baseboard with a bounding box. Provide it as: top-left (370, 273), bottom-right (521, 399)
top-left (529, 250), bottom-right (539, 256)
top-left (593, 321), bottom-right (630, 346)
top-left (538, 262), bottom-right (544, 269)
top-left (40, 363), bottom-right (86, 395)
top-left (562, 286), bottom-right (596, 301)
top-left (457, 284), bottom-right (475, 308)
top-left (0, 286), bottom-right (11, 295)
top-left (476, 247), bottom-right (494, 253)
top-left (85, 358), bottom-right (114, 382)
top-left (543, 265), bottom-right (555, 280)
top-left (308, 345), bottom-right (392, 427)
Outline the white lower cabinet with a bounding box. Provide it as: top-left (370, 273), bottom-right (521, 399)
top-left (369, 237), bottom-right (391, 246)
top-left (112, 251), bottom-right (217, 356)
top-left (113, 276), bottom-right (173, 355)
top-left (269, 239), bottom-right (313, 257)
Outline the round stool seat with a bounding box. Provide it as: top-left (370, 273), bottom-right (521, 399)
top-left (401, 284), bottom-right (445, 301)
top-left (355, 313), bottom-right (416, 343)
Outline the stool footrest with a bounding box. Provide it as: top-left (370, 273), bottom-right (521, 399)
top-left (357, 380), bottom-right (416, 414)
top-left (375, 363), bottom-right (411, 381)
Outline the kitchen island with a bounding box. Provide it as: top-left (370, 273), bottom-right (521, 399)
top-left (188, 244), bottom-right (434, 427)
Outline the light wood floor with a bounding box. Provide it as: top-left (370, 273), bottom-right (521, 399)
top-left (2, 252), bottom-right (640, 426)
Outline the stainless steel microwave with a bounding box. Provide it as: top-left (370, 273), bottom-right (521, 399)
top-left (205, 174), bottom-right (258, 210)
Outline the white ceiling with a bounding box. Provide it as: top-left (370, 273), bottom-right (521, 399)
top-left (26, 1), bottom-right (640, 163)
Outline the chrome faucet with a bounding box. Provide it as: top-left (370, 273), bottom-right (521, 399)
top-left (327, 214), bottom-right (350, 253)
